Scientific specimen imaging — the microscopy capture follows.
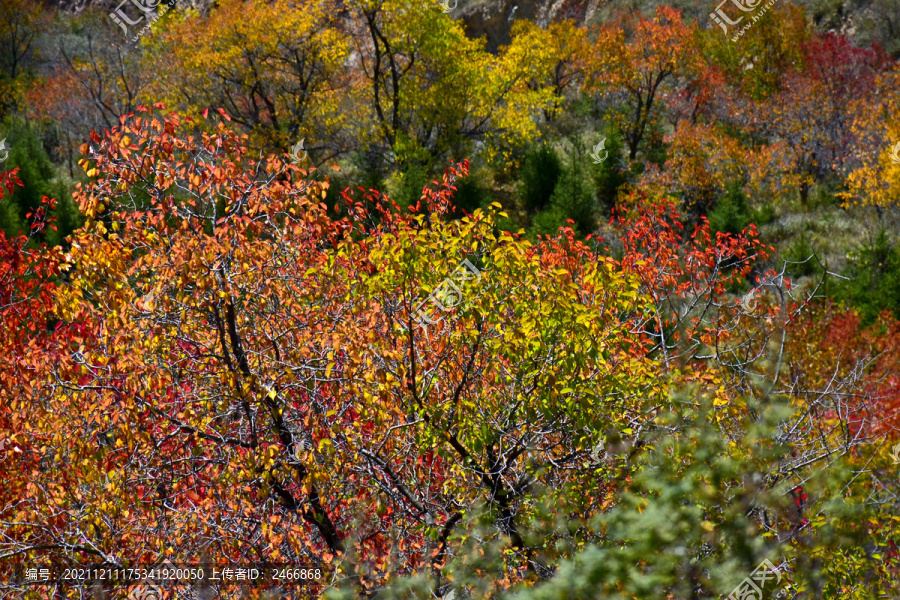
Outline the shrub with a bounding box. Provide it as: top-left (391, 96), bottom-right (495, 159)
top-left (707, 182), bottom-right (751, 236)
top-left (531, 205), bottom-right (569, 238)
top-left (395, 162), bottom-right (430, 211)
top-left (591, 126), bottom-right (628, 214)
top-left (0, 117), bottom-right (79, 245)
top-left (783, 231), bottom-right (824, 278)
top-left (451, 176), bottom-right (493, 217)
top-left (546, 160), bottom-right (597, 237)
top-left (837, 230), bottom-right (900, 324)
top-left (519, 144), bottom-right (562, 213)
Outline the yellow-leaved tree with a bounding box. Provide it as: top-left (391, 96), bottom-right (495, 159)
top-left (344, 0), bottom-right (573, 169)
top-left (149, 0), bottom-right (354, 160)
top-left (842, 69), bottom-right (900, 207)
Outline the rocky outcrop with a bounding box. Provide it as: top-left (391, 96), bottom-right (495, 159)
top-left (458, 0), bottom-right (597, 52)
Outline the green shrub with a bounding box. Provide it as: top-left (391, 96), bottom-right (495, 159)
top-left (643, 119), bottom-right (668, 167)
top-left (357, 146), bottom-right (387, 194)
top-left (783, 231), bottom-right (824, 278)
top-left (519, 144), bottom-right (562, 213)
top-left (707, 182), bottom-right (751, 236)
top-left (451, 177), bottom-right (493, 217)
top-left (750, 203), bottom-right (775, 227)
top-left (531, 206), bottom-right (569, 238)
top-left (591, 126), bottom-right (628, 214)
top-left (0, 116), bottom-right (80, 245)
top-left (324, 169), bottom-right (352, 221)
top-left (546, 160), bottom-right (597, 237)
top-left (395, 162), bottom-right (430, 211)
top-left (836, 230), bottom-right (900, 324)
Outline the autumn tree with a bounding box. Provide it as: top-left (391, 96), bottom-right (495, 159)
top-left (345, 0), bottom-right (567, 171)
top-left (151, 0), bottom-right (354, 161)
top-left (841, 67), bottom-right (900, 208)
top-left (26, 7), bottom-right (156, 173)
top-left (2, 108), bottom-right (346, 598)
top-left (585, 6), bottom-right (701, 161)
top-left (0, 0), bottom-right (47, 115)
top-left (4, 104), bottom-right (900, 598)
top-left (1, 108), bottom-right (661, 597)
top-left (0, 168), bottom-right (76, 594)
top-left (638, 121), bottom-right (745, 216)
top-left (753, 33), bottom-right (890, 202)
top-left (699, 2), bottom-right (810, 101)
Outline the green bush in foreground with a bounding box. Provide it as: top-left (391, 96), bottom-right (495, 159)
top-left (326, 389), bottom-right (900, 599)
